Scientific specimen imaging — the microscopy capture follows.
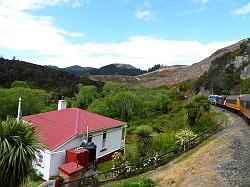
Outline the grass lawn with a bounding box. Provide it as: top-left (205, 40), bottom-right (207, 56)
top-left (100, 174), bottom-right (156, 187)
top-left (97, 160), bottom-right (113, 172)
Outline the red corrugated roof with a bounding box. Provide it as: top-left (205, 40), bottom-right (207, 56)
top-left (23, 108), bottom-right (124, 151)
top-left (58, 161), bottom-right (83, 176)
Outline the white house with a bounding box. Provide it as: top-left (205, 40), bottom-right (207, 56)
top-left (22, 100), bottom-right (127, 180)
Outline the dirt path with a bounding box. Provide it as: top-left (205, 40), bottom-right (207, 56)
top-left (151, 107), bottom-right (250, 187)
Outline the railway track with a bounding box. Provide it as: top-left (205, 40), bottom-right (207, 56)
top-left (152, 106), bottom-right (250, 186)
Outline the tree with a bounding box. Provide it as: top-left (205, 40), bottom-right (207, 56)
top-left (136, 126), bottom-right (154, 158)
top-left (0, 117), bottom-right (43, 187)
top-left (0, 88), bottom-right (49, 121)
top-left (102, 82), bottom-right (128, 97)
top-left (185, 95), bottom-right (211, 126)
top-left (74, 85), bottom-right (97, 109)
top-left (240, 78), bottom-right (250, 94)
top-left (105, 92), bottom-right (140, 121)
top-left (11, 80), bottom-right (29, 88)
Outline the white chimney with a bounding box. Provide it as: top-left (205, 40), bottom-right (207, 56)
top-left (58, 100), bottom-right (67, 110)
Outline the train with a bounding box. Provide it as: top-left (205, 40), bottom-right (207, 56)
top-left (208, 94), bottom-right (250, 122)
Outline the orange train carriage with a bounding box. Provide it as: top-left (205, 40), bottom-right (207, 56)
top-left (225, 95), bottom-right (241, 111)
top-left (213, 94), bottom-right (250, 121)
top-left (240, 94), bottom-right (250, 120)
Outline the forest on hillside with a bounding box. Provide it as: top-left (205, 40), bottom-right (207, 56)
top-left (0, 58), bottom-right (104, 97)
top-left (193, 39), bottom-right (250, 95)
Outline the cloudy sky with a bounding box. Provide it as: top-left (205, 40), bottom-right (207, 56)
top-left (0, 0), bottom-right (249, 69)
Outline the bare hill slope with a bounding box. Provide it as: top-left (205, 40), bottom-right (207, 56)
top-left (91, 39), bottom-right (247, 88)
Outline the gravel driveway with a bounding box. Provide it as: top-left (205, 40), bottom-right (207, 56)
top-left (152, 107), bottom-right (250, 187)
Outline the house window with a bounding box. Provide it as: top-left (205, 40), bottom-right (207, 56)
top-left (38, 153), bottom-right (43, 163)
top-left (102, 132), bottom-right (107, 149)
top-left (121, 127), bottom-right (125, 141)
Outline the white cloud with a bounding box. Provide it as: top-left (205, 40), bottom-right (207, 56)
top-left (0, 0), bottom-right (237, 70)
top-left (191, 0), bottom-right (208, 3)
top-left (0, 0), bottom-right (86, 10)
top-left (135, 10), bottom-right (153, 21)
top-left (232, 3), bottom-right (250, 16)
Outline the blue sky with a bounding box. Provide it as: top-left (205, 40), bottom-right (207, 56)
top-left (0, 0), bottom-right (249, 69)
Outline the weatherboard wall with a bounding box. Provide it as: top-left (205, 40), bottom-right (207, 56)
top-left (39, 125), bottom-right (126, 179)
top-left (33, 150), bottom-right (51, 180)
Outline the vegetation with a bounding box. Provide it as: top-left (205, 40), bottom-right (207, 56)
top-left (11, 80), bottom-right (29, 88)
top-left (0, 58), bottom-right (104, 97)
top-left (240, 78), bottom-right (250, 94)
top-left (193, 40), bottom-right (250, 94)
top-left (112, 152), bottom-right (126, 168)
top-left (72, 85), bottom-right (97, 109)
top-left (0, 78), bottom-right (220, 184)
top-left (103, 177), bottom-right (156, 187)
top-left (0, 87), bottom-right (50, 121)
top-left (0, 118), bottom-right (44, 187)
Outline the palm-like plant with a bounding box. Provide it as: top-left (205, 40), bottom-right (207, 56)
top-left (0, 117), bottom-right (44, 187)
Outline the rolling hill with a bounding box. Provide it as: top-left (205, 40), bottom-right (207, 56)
top-left (90, 38), bottom-right (250, 90)
top-left (0, 58), bottom-right (103, 97)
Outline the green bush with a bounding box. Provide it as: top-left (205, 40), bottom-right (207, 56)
top-left (49, 176), bottom-right (64, 183)
top-left (175, 129), bottom-right (197, 145)
top-left (11, 80), bottom-right (29, 88)
top-left (192, 114), bottom-right (217, 134)
top-left (112, 152), bottom-right (126, 168)
top-left (151, 132), bottom-right (177, 153)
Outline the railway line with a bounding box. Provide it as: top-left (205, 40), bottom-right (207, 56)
top-left (152, 106), bottom-right (250, 186)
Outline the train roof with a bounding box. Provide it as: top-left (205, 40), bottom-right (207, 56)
top-left (240, 94), bottom-right (250, 101)
top-left (226, 95), bottom-right (240, 100)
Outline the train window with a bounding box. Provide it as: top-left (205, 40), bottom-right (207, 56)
top-left (246, 101), bottom-right (250, 109)
top-left (240, 101), bottom-right (245, 107)
top-left (226, 100), bottom-right (236, 104)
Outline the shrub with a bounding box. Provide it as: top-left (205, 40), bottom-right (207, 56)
top-left (175, 129), bottom-right (197, 145)
top-left (49, 176), bottom-right (64, 183)
top-left (136, 126), bottom-right (154, 158)
top-left (112, 152), bottom-right (126, 168)
top-left (151, 132), bottom-right (177, 153)
top-left (192, 114), bottom-right (217, 133)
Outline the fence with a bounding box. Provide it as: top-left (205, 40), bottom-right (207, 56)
top-left (60, 123), bottom-right (222, 187)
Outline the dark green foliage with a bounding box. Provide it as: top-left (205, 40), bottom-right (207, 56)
top-left (192, 113), bottom-right (216, 134)
top-left (0, 118), bottom-right (44, 187)
top-left (136, 126), bottom-right (154, 158)
top-left (0, 88), bottom-right (49, 120)
top-left (185, 95), bottom-right (210, 126)
top-left (63, 65), bottom-right (93, 76)
top-left (11, 80), bottom-right (29, 88)
top-left (0, 58), bottom-right (104, 97)
top-left (151, 132), bottom-right (176, 153)
top-left (240, 78), bottom-right (250, 94)
top-left (102, 82), bottom-right (128, 96)
top-left (89, 85), bottom-right (178, 122)
top-left (147, 64), bottom-right (161, 72)
top-left (90, 64), bottom-right (147, 76)
top-left (73, 85), bottom-right (97, 109)
top-left (193, 40), bottom-right (250, 94)
top-left (80, 75), bottom-right (104, 92)
top-left (0, 58), bottom-right (79, 96)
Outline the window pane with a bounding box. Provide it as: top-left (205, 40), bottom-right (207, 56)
top-left (87, 135), bottom-right (92, 142)
top-left (103, 132), bottom-right (107, 140)
top-left (122, 128), bottom-right (125, 140)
